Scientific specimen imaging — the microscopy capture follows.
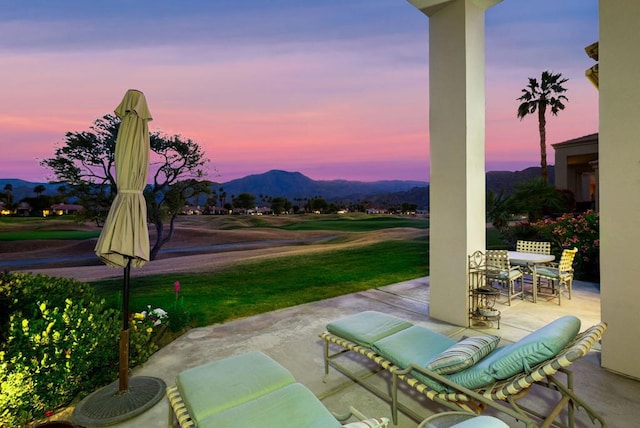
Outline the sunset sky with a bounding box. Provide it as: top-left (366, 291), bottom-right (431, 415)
top-left (1, 0), bottom-right (598, 183)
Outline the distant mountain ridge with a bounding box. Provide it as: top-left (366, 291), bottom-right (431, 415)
top-left (486, 166), bottom-right (554, 195)
top-left (216, 170), bottom-right (427, 201)
top-left (0, 167), bottom-right (551, 211)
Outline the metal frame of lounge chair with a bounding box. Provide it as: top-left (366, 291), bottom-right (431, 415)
top-left (320, 322), bottom-right (607, 428)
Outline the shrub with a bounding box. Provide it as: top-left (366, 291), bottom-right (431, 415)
top-left (531, 210), bottom-right (600, 281)
top-left (129, 307), bottom-right (163, 366)
top-left (0, 272), bottom-right (161, 427)
top-left (167, 297), bottom-right (191, 333)
top-left (502, 221), bottom-right (539, 248)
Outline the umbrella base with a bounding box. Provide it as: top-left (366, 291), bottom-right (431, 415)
top-left (72, 376), bottom-right (166, 427)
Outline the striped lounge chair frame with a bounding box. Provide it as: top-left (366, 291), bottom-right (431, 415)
top-left (320, 322), bottom-right (607, 428)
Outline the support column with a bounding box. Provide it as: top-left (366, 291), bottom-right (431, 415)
top-left (408, 0), bottom-right (501, 326)
top-left (599, 1), bottom-right (640, 379)
top-left (409, 0), bottom-right (501, 326)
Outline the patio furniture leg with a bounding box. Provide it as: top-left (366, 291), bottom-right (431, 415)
top-left (324, 339), bottom-right (330, 375)
top-left (392, 373), bottom-right (399, 426)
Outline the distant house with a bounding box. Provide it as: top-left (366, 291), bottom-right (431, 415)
top-left (552, 133), bottom-right (598, 211)
top-left (51, 203), bottom-right (84, 215)
top-left (0, 201), bottom-right (10, 216)
top-left (16, 202), bottom-right (32, 216)
top-left (181, 205), bottom-right (202, 215)
top-left (550, 42), bottom-right (600, 213)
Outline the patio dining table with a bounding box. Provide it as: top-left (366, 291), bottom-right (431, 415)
top-left (508, 251), bottom-right (555, 303)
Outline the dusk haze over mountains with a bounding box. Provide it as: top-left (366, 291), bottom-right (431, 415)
top-left (1, 0), bottom-right (597, 183)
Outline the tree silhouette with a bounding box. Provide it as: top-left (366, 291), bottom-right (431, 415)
top-left (41, 114), bottom-right (210, 259)
top-left (517, 70), bottom-right (568, 183)
top-left (33, 185), bottom-right (46, 197)
top-left (3, 183), bottom-right (12, 207)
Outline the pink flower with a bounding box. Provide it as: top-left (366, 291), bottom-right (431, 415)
top-left (45, 411), bottom-right (53, 418)
top-left (174, 281), bottom-right (181, 293)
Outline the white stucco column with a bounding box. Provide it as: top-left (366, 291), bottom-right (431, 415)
top-left (599, 1), bottom-right (640, 379)
top-left (408, 0), bottom-right (501, 326)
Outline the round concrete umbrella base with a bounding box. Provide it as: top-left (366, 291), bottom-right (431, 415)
top-left (72, 376), bottom-right (166, 427)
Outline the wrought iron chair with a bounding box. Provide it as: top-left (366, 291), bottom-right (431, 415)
top-left (535, 247), bottom-right (578, 305)
top-left (485, 250), bottom-right (524, 305)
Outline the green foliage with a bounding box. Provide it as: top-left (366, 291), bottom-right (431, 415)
top-left (269, 196), bottom-right (291, 214)
top-left (232, 193), bottom-right (256, 211)
top-left (0, 272), bottom-right (161, 427)
top-left (507, 178), bottom-right (568, 222)
top-left (0, 273), bottom-right (119, 426)
top-left (167, 298), bottom-right (191, 333)
top-left (307, 196), bottom-right (328, 213)
top-left (530, 210), bottom-right (600, 281)
top-left (486, 190), bottom-right (510, 232)
top-left (129, 308), bottom-right (161, 366)
top-left (503, 221), bottom-right (539, 248)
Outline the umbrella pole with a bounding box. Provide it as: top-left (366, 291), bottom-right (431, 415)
top-left (119, 258), bottom-right (132, 392)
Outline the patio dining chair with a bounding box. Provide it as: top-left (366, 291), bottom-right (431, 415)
top-left (485, 250), bottom-right (524, 305)
top-left (516, 240), bottom-right (551, 255)
top-left (535, 247), bottom-right (578, 305)
top-left (513, 240), bottom-right (551, 271)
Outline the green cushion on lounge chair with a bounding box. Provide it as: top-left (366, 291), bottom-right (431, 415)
top-left (371, 325), bottom-right (456, 369)
top-left (176, 351), bottom-right (296, 425)
top-left (327, 311), bottom-right (413, 347)
top-left (447, 315), bottom-right (581, 389)
top-left (488, 315), bottom-right (580, 379)
top-left (372, 325), bottom-right (456, 391)
top-left (197, 383), bottom-right (341, 428)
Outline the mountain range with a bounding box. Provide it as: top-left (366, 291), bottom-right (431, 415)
top-left (0, 166), bottom-right (552, 211)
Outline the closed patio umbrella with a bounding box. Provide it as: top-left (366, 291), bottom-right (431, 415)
top-left (94, 88), bottom-right (151, 270)
top-left (74, 90), bottom-right (165, 426)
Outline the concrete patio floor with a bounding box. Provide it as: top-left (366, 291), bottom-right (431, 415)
top-left (101, 277), bottom-right (639, 427)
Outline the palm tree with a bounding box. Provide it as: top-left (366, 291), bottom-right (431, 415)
top-left (33, 184), bottom-right (46, 197)
top-left (3, 183), bottom-right (12, 207)
top-left (517, 70), bottom-right (569, 184)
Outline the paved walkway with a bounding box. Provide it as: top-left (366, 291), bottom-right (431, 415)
top-left (79, 277), bottom-right (639, 427)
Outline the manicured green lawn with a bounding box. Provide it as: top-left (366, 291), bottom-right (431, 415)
top-left (280, 215), bottom-right (429, 231)
top-left (0, 230), bottom-right (100, 241)
top-left (91, 239), bottom-right (428, 327)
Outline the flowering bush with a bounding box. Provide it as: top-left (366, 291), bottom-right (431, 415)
top-left (531, 210), bottom-right (600, 281)
top-left (0, 273), bottom-right (119, 427)
top-left (129, 306), bottom-right (166, 366)
top-left (0, 273), bottom-right (165, 427)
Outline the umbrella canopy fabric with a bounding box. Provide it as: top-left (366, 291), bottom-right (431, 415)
top-left (95, 89), bottom-right (152, 268)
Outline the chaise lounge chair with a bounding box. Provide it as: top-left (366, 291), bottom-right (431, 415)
top-left (166, 351), bottom-right (390, 428)
top-left (320, 311), bottom-right (606, 427)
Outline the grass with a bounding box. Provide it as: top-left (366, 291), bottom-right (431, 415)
top-left (487, 227), bottom-right (509, 249)
top-left (0, 230), bottom-right (100, 241)
top-left (5, 214), bottom-right (511, 332)
top-left (214, 213), bottom-right (429, 231)
top-left (279, 215), bottom-right (429, 231)
top-left (91, 238), bottom-right (428, 327)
